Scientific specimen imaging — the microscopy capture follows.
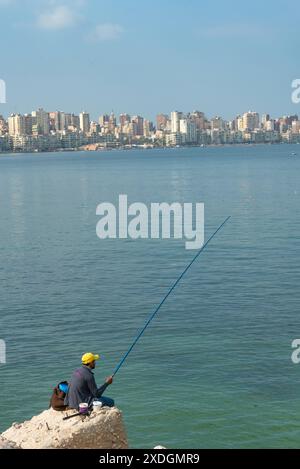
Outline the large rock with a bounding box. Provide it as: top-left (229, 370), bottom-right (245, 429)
top-left (0, 436), bottom-right (21, 449)
top-left (2, 407), bottom-right (128, 449)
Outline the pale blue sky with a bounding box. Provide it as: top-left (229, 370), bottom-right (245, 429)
top-left (0, 0), bottom-right (299, 120)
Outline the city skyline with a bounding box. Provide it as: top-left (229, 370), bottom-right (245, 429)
top-left (1, 105), bottom-right (300, 153)
top-left (0, 0), bottom-right (300, 119)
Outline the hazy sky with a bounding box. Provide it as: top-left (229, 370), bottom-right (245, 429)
top-left (0, 0), bottom-right (300, 120)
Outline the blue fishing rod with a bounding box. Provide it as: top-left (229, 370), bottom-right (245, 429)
top-left (112, 216), bottom-right (231, 377)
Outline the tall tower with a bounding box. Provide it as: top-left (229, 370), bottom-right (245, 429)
top-left (80, 112), bottom-right (91, 134)
top-left (171, 111), bottom-right (183, 133)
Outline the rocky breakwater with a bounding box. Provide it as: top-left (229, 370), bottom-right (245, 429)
top-left (1, 407), bottom-right (128, 449)
top-left (0, 436), bottom-right (21, 449)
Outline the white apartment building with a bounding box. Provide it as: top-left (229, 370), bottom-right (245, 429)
top-left (165, 132), bottom-right (182, 146)
top-left (8, 114), bottom-right (25, 136)
top-left (242, 111), bottom-right (260, 131)
top-left (292, 120), bottom-right (300, 134)
top-left (179, 118), bottom-right (197, 143)
top-left (265, 120), bottom-right (275, 131)
top-left (79, 112), bottom-right (91, 134)
top-left (171, 111), bottom-right (183, 133)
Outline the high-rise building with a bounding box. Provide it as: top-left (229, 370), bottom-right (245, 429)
top-left (228, 120), bottom-right (235, 131)
top-left (90, 121), bottom-right (100, 133)
top-left (8, 114), bottom-right (32, 136)
top-left (211, 116), bottom-right (225, 130)
top-left (132, 116), bottom-right (144, 136)
top-left (122, 121), bottom-right (138, 136)
top-left (165, 132), bottom-right (182, 146)
top-left (119, 114), bottom-right (131, 128)
top-left (265, 120), bottom-right (275, 131)
top-left (242, 111), bottom-right (260, 131)
top-left (262, 114), bottom-right (270, 127)
top-left (24, 114), bottom-right (33, 135)
top-left (70, 114), bottom-right (80, 129)
top-left (32, 108), bottom-right (49, 135)
top-left (156, 114), bottom-right (169, 131)
top-left (99, 115), bottom-right (110, 126)
top-left (292, 120), bottom-right (300, 134)
top-left (109, 112), bottom-right (117, 132)
top-left (179, 118), bottom-right (197, 143)
top-left (0, 115), bottom-right (7, 135)
top-left (171, 111), bottom-right (183, 133)
top-left (283, 115), bottom-right (298, 126)
top-left (143, 120), bottom-right (154, 137)
top-left (236, 116), bottom-right (244, 131)
top-left (51, 111), bottom-right (66, 132)
top-left (79, 112), bottom-right (90, 134)
top-left (190, 111), bottom-right (206, 131)
top-left (8, 114), bottom-right (25, 136)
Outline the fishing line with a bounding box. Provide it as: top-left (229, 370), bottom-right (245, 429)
top-left (112, 216), bottom-right (231, 377)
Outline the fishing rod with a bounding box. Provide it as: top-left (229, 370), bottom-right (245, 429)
top-left (112, 216), bottom-right (231, 377)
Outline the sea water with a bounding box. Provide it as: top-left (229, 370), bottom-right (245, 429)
top-left (0, 145), bottom-right (300, 448)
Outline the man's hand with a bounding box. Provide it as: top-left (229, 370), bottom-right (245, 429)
top-left (105, 376), bottom-right (113, 385)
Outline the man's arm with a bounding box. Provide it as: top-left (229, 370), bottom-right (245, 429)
top-left (96, 376), bottom-right (113, 398)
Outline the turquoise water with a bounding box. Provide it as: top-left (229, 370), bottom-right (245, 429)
top-left (1, 145), bottom-right (300, 448)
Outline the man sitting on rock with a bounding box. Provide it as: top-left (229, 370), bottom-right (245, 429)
top-left (65, 353), bottom-right (114, 410)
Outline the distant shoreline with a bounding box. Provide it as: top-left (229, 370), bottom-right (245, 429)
top-left (0, 141), bottom-right (299, 157)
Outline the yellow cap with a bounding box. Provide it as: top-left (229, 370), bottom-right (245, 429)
top-left (82, 353), bottom-right (100, 365)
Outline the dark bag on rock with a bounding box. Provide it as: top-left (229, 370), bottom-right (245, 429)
top-left (49, 381), bottom-right (69, 412)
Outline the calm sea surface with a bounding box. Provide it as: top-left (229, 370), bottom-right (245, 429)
top-left (1, 145), bottom-right (300, 448)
